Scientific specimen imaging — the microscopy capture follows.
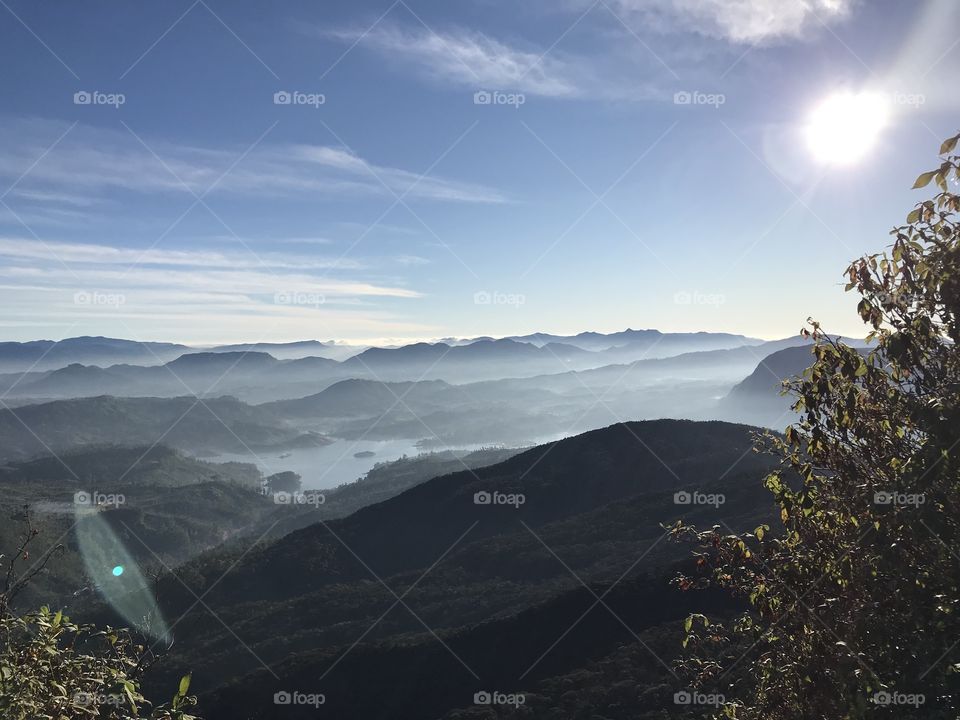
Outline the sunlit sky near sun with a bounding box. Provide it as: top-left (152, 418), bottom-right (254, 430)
top-left (0, 0), bottom-right (957, 345)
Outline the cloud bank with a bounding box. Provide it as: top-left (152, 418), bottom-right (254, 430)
top-left (609, 0), bottom-right (856, 44)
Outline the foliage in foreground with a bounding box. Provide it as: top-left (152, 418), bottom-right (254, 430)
top-left (0, 608), bottom-right (197, 720)
top-left (672, 132), bottom-right (960, 718)
top-left (0, 517), bottom-right (201, 719)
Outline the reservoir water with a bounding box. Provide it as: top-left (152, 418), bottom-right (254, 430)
top-left (202, 438), bottom-right (481, 490)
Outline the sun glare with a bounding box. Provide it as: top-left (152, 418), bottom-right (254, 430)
top-left (805, 91), bottom-right (890, 165)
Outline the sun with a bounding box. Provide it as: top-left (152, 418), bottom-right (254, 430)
top-left (805, 91), bottom-right (890, 165)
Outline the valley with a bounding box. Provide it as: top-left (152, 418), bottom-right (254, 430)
top-left (0, 328), bottom-right (802, 718)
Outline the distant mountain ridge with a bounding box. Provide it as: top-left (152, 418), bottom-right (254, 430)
top-left (204, 340), bottom-right (362, 362)
top-left (0, 336), bottom-right (191, 373)
top-left (506, 328), bottom-right (763, 353)
top-left (208, 340), bottom-right (329, 354)
top-left (0, 330), bottom-right (770, 401)
top-left (0, 395), bottom-right (329, 462)
top-left (262, 378), bottom-right (454, 419)
top-left (0, 329), bottom-right (762, 376)
top-left (719, 340), bottom-right (871, 427)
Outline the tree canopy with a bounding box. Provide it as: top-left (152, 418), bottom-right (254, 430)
top-left (672, 132), bottom-right (960, 718)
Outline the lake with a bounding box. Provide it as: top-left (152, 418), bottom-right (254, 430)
top-left (202, 438), bottom-right (480, 490)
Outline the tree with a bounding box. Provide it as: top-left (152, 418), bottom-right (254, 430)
top-left (264, 470), bottom-right (302, 495)
top-left (671, 132), bottom-right (960, 718)
top-left (0, 512), bottom-right (201, 719)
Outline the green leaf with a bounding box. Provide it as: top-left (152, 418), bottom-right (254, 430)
top-left (179, 673), bottom-right (192, 697)
top-left (940, 134), bottom-right (959, 155)
top-left (123, 684), bottom-right (138, 712)
top-left (913, 170), bottom-right (937, 189)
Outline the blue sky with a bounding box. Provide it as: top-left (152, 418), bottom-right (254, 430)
top-left (0, 0), bottom-right (957, 345)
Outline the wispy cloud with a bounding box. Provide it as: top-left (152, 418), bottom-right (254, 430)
top-left (393, 254), bottom-right (431, 266)
top-left (322, 23), bottom-right (580, 97)
top-left (0, 118), bottom-right (507, 211)
top-left (293, 144), bottom-right (506, 202)
top-left (2, 264), bottom-right (420, 300)
top-left (0, 235), bottom-right (427, 343)
top-left (608, 0), bottom-right (856, 44)
top-left (272, 237), bottom-right (335, 246)
top-left (10, 189), bottom-right (103, 207)
top-left (334, 221), bottom-right (420, 237)
top-left (0, 235), bottom-right (419, 308)
top-left (0, 237), bottom-right (363, 272)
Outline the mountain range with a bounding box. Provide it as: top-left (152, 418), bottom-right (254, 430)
top-left (110, 419), bottom-right (780, 719)
top-left (0, 332), bottom-right (844, 463)
top-left (0, 330), bottom-right (761, 378)
top-left (0, 395), bottom-right (327, 462)
top-left (0, 332), bottom-right (815, 409)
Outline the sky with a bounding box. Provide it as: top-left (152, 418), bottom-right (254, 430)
top-left (0, 0), bottom-right (957, 345)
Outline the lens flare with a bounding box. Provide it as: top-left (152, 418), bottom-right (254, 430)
top-left (74, 508), bottom-right (171, 645)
